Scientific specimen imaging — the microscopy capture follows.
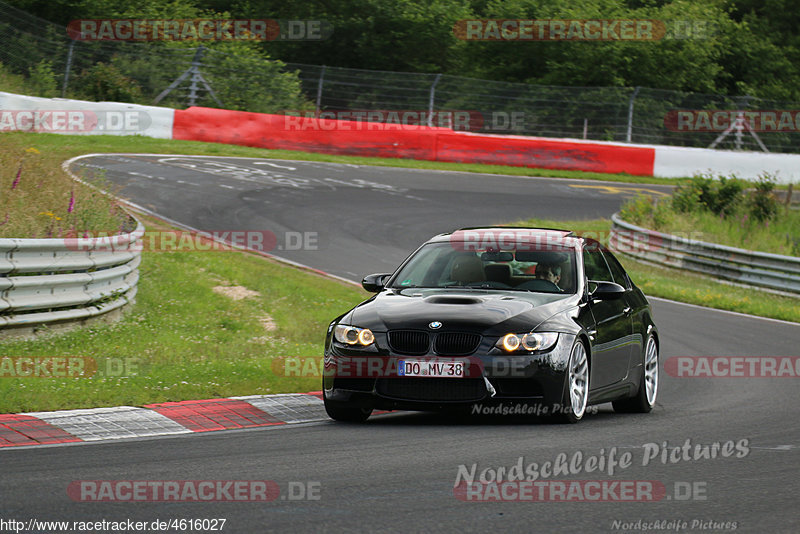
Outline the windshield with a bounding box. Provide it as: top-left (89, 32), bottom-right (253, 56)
top-left (390, 241), bottom-right (578, 294)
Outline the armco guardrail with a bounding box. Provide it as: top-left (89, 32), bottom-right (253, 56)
top-left (0, 219), bottom-right (143, 335)
top-left (610, 213), bottom-right (800, 295)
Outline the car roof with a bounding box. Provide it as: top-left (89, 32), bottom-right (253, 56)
top-left (426, 226), bottom-right (578, 244)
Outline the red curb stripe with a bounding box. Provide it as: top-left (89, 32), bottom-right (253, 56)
top-left (0, 415), bottom-right (82, 447)
top-left (144, 398), bottom-right (285, 432)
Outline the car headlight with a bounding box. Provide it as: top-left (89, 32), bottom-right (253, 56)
top-left (498, 332), bottom-right (559, 353)
top-left (334, 324), bottom-right (375, 346)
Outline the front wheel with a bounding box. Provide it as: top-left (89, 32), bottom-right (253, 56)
top-left (556, 339), bottom-right (590, 423)
top-left (613, 334), bottom-right (658, 413)
top-left (323, 390), bottom-right (373, 422)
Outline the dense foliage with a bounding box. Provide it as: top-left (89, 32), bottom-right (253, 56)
top-left (6, 0), bottom-right (800, 101)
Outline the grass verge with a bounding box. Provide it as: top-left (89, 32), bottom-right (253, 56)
top-left (0, 136), bottom-right (129, 237)
top-left (0, 212), bottom-right (367, 413)
top-left (508, 217), bottom-right (800, 324)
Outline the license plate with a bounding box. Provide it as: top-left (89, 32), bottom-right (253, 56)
top-left (398, 359), bottom-right (465, 378)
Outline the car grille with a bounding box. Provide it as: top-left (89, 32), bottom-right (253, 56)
top-left (376, 378), bottom-right (487, 402)
top-left (388, 330), bottom-right (429, 355)
top-left (434, 333), bottom-right (481, 356)
top-left (388, 330), bottom-right (482, 356)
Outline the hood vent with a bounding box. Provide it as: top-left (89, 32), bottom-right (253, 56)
top-left (424, 295), bottom-right (483, 305)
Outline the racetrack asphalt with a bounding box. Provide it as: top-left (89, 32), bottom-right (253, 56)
top-left (1, 156), bottom-right (796, 533)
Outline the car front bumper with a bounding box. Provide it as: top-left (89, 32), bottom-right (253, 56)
top-left (323, 333), bottom-right (576, 413)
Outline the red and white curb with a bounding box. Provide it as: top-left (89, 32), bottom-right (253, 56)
top-left (0, 392), bottom-right (326, 448)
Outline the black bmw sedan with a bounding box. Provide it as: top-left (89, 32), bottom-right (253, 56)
top-left (323, 227), bottom-right (659, 423)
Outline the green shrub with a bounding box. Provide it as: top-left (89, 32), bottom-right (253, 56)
top-left (75, 62), bottom-right (144, 103)
top-left (746, 174), bottom-right (779, 222)
top-left (26, 60), bottom-right (58, 98)
top-left (0, 61), bottom-right (58, 97)
top-left (620, 194), bottom-right (674, 231)
top-left (672, 173), bottom-right (744, 217)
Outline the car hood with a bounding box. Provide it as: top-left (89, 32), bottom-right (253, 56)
top-left (348, 288), bottom-right (578, 335)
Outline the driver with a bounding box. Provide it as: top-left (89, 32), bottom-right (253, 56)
top-left (534, 262), bottom-right (562, 290)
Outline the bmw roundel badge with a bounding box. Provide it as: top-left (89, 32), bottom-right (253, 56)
top-left (429, 321), bottom-right (443, 329)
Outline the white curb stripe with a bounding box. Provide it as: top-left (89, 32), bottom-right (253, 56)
top-left (24, 406), bottom-right (192, 441)
top-left (232, 394), bottom-right (326, 424)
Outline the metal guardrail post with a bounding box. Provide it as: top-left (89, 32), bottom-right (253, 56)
top-left (315, 65), bottom-right (326, 116)
top-left (61, 38), bottom-right (75, 97)
top-left (427, 74), bottom-right (441, 127)
top-left (625, 86), bottom-right (640, 143)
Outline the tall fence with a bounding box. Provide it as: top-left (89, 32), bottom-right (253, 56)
top-left (2, 0), bottom-right (800, 154)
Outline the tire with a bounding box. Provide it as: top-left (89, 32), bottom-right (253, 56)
top-left (613, 334), bottom-right (658, 414)
top-left (555, 339), bottom-right (590, 424)
top-left (323, 390), bottom-right (373, 423)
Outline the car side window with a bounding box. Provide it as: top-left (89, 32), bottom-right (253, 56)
top-left (582, 242), bottom-right (614, 283)
top-left (602, 250), bottom-right (631, 289)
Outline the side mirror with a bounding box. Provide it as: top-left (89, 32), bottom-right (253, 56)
top-left (362, 273), bottom-right (391, 293)
top-left (589, 280), bottom-right (626, 301)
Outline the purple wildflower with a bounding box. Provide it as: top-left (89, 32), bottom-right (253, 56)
top-left (68, 189), bottom-right (75, 213)
top-left (11, 164), bottom-right (21, 189)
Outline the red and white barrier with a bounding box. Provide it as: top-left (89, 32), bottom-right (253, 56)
top-left (172, 107), bottom-right (657, 176)
top-left (0, 91), bottom-right (174, 138)
top-left (653, 144), bottom-right (800, 182)
top-left (2, 91), bottom-right (799, 182)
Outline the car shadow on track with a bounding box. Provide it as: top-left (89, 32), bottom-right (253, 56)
top-left (356, 404), bottom-right (630, 426)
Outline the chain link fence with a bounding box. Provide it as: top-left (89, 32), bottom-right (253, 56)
top-left (2, 0), bottom-right (800, 153)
